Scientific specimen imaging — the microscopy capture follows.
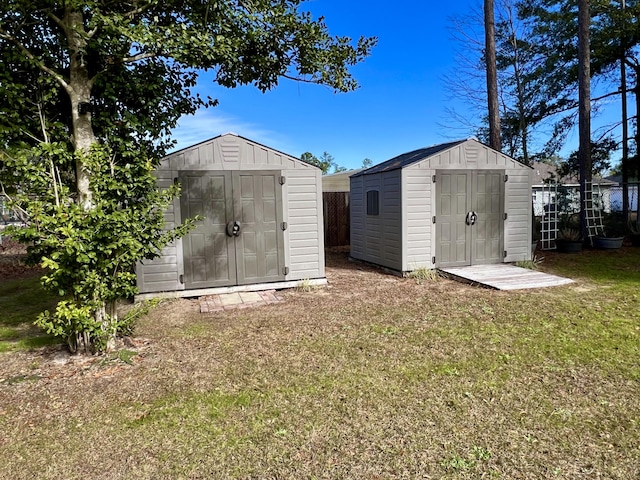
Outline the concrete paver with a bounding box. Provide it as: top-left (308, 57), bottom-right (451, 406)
top-left (200, 289), bottom-right (284, 313)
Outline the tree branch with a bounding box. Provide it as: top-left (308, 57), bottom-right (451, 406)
top-left (592, 89), bottom-right (623, 103)
top-left (0, 29), bottom-right (71, 94)
top-left (46, 10), bottom-right (66, 31)
top-left (125, 2), bottom-right (154, 20)
top-left (121, 52), bottom-right (157, 64)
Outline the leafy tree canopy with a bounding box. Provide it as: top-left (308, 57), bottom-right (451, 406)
top-left (300, 151), bottom-right (345, 174)
top-left (0, 0), bottom-right (375, 353)
top-left (559, 136), bottom-right (618, 179)
top-left (0, 0), bottom-right (376, 156)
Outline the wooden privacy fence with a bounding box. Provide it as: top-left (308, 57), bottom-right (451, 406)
top-left (323, 191), bottom-right (350, 247)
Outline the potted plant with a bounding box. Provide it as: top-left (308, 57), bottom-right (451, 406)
top-left (593, 228), bottom-right (624, 250)
top-left (555, 228), bottom-right (583, 253)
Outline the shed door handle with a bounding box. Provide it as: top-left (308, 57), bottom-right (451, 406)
top-left (226, 221), bottom-right (241, 237)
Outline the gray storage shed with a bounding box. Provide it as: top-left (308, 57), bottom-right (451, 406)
top-left (137, 133), bottom-right (326, 298)
top-left (350, 138), bottom-right (533, 272)
top-left (321, 169), bottom-right (364, 192)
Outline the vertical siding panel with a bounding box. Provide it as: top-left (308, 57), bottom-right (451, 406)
top-left (286, 170), bottom-right (324, 280)
top-left (364, 174), bottom-right (382, 264)
top-left (380, 171), bottom-right (402, 270)
top-left (200, 141), bottom-right (214, 165)
top-left (136, 167), bottom-right (184, 293)
top-left (404, 167), bottom-right (433, 270)
top-left (350, 176), bottom-right (365, 258)
top-left (504, 169), bottom-right (533, 262)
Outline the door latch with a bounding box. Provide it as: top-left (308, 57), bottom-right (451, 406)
top-left (465, 211), bottom-right (478, 226)
top-left (226, 221), bottom-right (241, 237)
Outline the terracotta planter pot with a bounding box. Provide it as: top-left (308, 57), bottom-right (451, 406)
top-left (556, 239), bottom-right (583, 253)
top-left (593, 236), bottom-right (624, 249)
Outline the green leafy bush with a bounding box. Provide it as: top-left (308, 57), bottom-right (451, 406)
top-left (4, 144), bottom-right (194, 353)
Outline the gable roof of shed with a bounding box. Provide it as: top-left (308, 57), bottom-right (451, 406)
top-left (165, 131), bottom-right (310, 166)
top-left (351, 140), bottom-right (467, 177)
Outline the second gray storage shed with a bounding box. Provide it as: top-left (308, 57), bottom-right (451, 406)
top-left (350, 138), bottom-right (533, 272)
top-left (136, 133), bottom-right (326, 298)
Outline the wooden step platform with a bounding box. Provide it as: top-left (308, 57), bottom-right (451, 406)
top-left (439, 264), bottom-right (573, 291)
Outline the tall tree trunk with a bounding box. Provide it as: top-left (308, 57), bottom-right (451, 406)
top-left (578, 0), bottom-right (592, 240)
top-left (620, 0), bottom-right (629, 221)
top-left (65, 7), bottom-right (95, 210)
top-left (634, 69), bottom-right (640, 222)
top-left (506, 4), bottom-right (529, 165)
top-left (620, 68), bottom-right (629, 220)
top-left (484, 0), bottom-right (501, 151)
top-left (65, 7), bottom-right (114, 351)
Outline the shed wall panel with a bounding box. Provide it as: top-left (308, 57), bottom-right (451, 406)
top-left (137, 167), bottom-right (184, 294)
top-left (362, 175), bottom-right (382, 264)
top-left (379, 171), bottom-right (402, 270)
top-left (403, 169), bottom-right (433, 270)
top-left (163, 134), bottom-right (316, 172)
top-left (350, 172), bottom-right (402, 270)
top-left (285, 170), bottom-right (325, 280)
top-left (322, 176), bottom-right (350, 192)
top-left (504, 169), bottom-right (532, 262)
top-left (350, 176), bottom-right (365, 258)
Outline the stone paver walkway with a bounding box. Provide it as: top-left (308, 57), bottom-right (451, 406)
top-left (199, 290), bottom-right (284, 313)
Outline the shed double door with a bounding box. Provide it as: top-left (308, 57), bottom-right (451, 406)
top-left (436, 170), bottom-right (504, 268)
top-left (180, 170), bottom-right (285, 289)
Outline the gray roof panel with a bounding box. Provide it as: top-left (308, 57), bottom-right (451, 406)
top-left (351, 140), bottom-right (466, 177)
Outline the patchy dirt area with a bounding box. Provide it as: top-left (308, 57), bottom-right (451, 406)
top-left (1, 245), bottom-right (638, 479)
top-left (0, 244), bottom-right (626, 384)
top-left (0, 235), bottom-right (42, 279)
top-left (0, 246), bottom-right (475, 387)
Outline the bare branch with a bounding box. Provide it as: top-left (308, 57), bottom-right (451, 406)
top-left (591, 89), bottom-right (622, 103)
top-left (17, 126), bottom-right (43, 144)
top-left (594, 121), bottom-right (622, 143)
top-left (37, 104), bottom-right (50, 145)
top-left (121, 52), bottom-right (157, 64)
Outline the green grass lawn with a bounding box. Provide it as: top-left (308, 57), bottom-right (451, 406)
top-left (0, 248), bottom-right (638, 479)
top-left (0, 273), bottom-right (59, 353)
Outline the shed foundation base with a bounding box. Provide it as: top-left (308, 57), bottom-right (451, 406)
top-left (134, 277), bottom-right (327, 302)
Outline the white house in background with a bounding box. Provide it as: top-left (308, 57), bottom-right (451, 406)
top-left (0, 198), bottom-right (20, 225)
top-left (531, 162), bottom-right (617, 216)
top-left (605, 174), bottom-right (639, 212)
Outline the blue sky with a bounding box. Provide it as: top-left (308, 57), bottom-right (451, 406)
top-left (170, 0), bottom-right (484, 170)
top-left (172, 0), bottom-right (625, 171)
